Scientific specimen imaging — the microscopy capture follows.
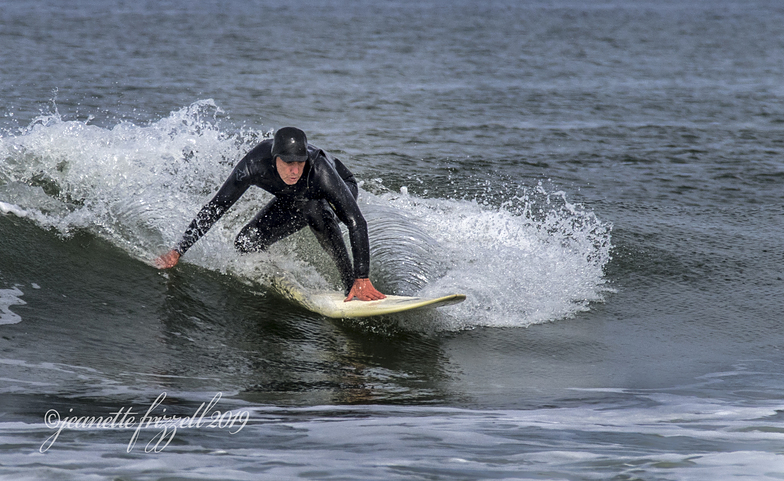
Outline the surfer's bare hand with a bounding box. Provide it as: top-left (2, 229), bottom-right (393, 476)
top-left (154, 250), bottom-right (180, 269)
top-left (345, 278), bottom-right (386, 302)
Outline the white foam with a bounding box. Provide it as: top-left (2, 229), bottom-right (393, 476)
top-left (363, 183), bottom-right (613, 329)
top-left (0, 287), bottom-right (25, 325)
top-left (0, 201), bottom-right (28, 218)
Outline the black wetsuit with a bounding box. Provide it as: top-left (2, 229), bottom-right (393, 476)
top-left (175, 140), bottom-right (369, 293)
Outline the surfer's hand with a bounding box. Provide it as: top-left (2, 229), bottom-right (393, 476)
top-left (154, 250), bottom-right (180, 269)
top-left (345, 278), bottom-right (386, 302)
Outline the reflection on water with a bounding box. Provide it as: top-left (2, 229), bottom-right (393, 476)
top-left (156, 264), bottom-right (457, 406)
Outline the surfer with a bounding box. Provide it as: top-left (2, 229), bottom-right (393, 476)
top-left (154, 127), bottom-right (386, 302)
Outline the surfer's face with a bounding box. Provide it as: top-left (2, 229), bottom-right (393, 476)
top-left (276, 157), bottom-right (306, 185)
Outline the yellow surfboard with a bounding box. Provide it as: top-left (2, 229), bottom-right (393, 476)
top-left (271, 275), bottom-right (466, 318)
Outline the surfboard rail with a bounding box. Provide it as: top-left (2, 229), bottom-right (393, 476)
top-left (271, 275), bottom-right (465, 318)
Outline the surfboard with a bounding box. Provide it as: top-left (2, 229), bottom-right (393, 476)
top-left (271, 275), bottom-right (466, 318)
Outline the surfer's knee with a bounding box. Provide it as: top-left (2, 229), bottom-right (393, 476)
top-left (234, 229), bottom-right (268, 253)
top-left (304, 199), bottom-right (334, 224)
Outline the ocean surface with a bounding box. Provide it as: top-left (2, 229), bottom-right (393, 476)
top-left (1, 0), bottom-right (783, 479)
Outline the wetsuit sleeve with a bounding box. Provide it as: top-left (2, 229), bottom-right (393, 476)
top-left (333, 157), bottom-right (358, 199)
top-left (317, 163), bottom-right (370, 279)
top-left (175, 160), bottom-right (252, 255)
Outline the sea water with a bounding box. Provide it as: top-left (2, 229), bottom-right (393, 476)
top-left (1, 0), bottom-right (783, 479)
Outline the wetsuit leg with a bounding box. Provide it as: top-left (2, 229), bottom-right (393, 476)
top-left (234, 198), bottom-right (307, 253)
top-left (303, 199), bottom-right (355, 294)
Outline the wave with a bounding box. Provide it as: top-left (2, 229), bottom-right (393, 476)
top-left (0, 100), bottom-right (613, 330)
